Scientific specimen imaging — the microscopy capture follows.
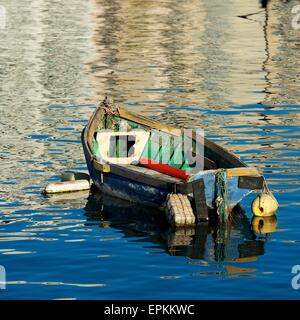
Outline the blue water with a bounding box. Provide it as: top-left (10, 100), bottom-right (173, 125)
top-left (0, 0), bottom-right (300, 299)
top-left (0, 100), bottom-right (299, 300)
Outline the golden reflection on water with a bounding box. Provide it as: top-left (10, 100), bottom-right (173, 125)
top-left (86, 0), bottom-right (299, 110)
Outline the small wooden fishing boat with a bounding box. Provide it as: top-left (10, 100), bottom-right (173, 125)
top-left (82, 97), bottom-right (277, 225)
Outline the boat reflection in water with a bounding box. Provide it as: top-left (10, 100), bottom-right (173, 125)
top-left (84, 192), bottom-right (278, 262)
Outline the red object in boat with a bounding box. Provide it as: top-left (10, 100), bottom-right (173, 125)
top-left (139, 157), bottom-right (191, 181)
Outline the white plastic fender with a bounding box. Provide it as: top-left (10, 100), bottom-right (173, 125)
top-left (61, 171), bottom-right (90, 182)
top-left (44, 179), bottom-right (90, 194)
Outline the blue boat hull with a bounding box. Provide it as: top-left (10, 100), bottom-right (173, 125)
top-left (86, 156), bottom-right (253, 210)
top-left (86, 155), bottom-right (170, 207)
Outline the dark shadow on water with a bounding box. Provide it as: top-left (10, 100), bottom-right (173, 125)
top-left (260, 0), bottom-right (268, 8)
top-left (83, 193), bottom-right (268, 262)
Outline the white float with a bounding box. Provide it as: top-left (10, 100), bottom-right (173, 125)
top-left (44, 179), bottom-right (90, 194)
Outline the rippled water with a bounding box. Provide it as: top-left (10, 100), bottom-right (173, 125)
top-left (0, 0), bottom-right (299, 299)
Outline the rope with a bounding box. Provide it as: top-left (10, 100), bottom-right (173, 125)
top-left (215, 169), bottom-right (228, 224)
top-left (102, 96), bottom-right (120, 116)
top-left (262, 176), bottom-right (270, 193)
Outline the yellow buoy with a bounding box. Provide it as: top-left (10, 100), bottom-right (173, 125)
top-left (251, 192), bottom-right (279, 217)
top-left (251, 216), bottom-right (278, 234)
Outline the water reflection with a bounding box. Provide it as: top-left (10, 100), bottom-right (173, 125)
top-left (0, 0), bottom-right (299, 298)
top-left (262, 0), bottom-right (300, 106)
top-left (84, 193), bottom-right (273, 262)
top-left (89, 0), bottom-right (268, 109)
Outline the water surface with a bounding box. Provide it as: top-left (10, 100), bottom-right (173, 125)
top-left (0, 0), bottom-right (299, 299)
